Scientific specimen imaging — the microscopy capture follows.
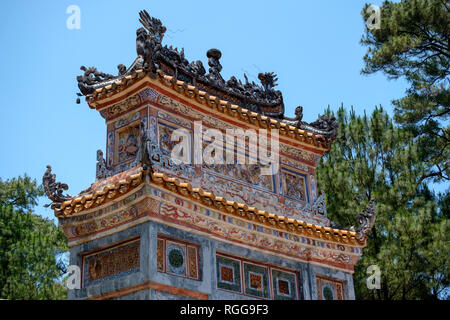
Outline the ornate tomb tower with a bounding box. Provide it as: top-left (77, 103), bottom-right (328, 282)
top-left (44, 10), bottom-right (375, 300)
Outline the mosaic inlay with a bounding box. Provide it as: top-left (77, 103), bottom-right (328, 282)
top-left (243, 262), bottom-right (269, 299)
top-left (216, 253), bottom-right (301, 300)
top-left (82, 238), bottom-right (140, 287)
top-left (157, 236), bottom-right (200, 280)
top-left (271, 268), bottom-right (298, 300)
top-left (216, 255), bottom-right (241, 293)
top-left (166, 241), bottom-right (186, 276)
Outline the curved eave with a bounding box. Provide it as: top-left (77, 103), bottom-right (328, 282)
top-left (51, 168), bottom-right (366, 247)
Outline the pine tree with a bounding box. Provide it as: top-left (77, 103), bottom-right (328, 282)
top-left (361, 0), bottom-right (449, 183)
top-left (0, 175), bottom-right (68, 299)
top-left (317, 106), bottom-right (449, 299)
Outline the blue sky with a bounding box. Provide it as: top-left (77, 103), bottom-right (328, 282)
top-left (0, 0), bottom-right (415, 220)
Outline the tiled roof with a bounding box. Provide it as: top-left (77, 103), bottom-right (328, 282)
top-left (85, 69), bottom-right (331, 151)
top-left (54, 167), bottom-right (365, 246)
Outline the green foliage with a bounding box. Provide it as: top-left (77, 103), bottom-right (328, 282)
top-left (361, 0), bottom-right (449, 183)
top-left (317, 107), bottom-right (449, 299)
top-left (0, 175), bottom-right (68, 299)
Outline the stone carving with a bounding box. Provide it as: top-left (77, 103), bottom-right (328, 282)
top-left (132, 120), bottom-right (153, 172)
top-left (42, 165), bottom-right (72, 205)
top-left (355, 199), bottom-right (376, 240)
top-left (313, 190), bottom-right (326, 215)
top-left (107, 94), bottom-right (141, 117)
top-left (96, 150), bottom-right (113, 181)
top-left (84, 239), bottom-right (140, 285)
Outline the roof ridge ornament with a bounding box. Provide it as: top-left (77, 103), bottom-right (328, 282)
top-left (206, 48), bottom-right (225, 87)
top-left (138, 10), bottom-right (166, 44)
top-left (281, 106), bottom-right (303, 128)
top-left (136, 10), bottom-right (166, 73)
top-left (75, 9), bottom-right (341, 134)
top-left (355, 199), bottom-right (376, 241)
top-left (43, 165), bottom-right (72, 206)
top-left (77, 66), bottom-right (116, 95)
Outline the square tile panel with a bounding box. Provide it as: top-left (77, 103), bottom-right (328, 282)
top-left (271, 268), bottom-right (298, 300)
top-left (243, 262), bottom-right (269, 299)
top-left (216, 255), bottom-right (241, 293)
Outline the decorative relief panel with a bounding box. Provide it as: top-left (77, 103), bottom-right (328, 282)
top-left (280, 169), bottom-right (308, 202)
top-left (139, 87), bottom-right (159, 102)
top-left (158, 121), bottom-right (191, 159)
top-left (113, 111), bottom-right (141, 130)
top-left (115, 121), bottom-right (141, 164)
top-left (148, 97), bottom-right (328, 222)
top-left (158, 94), bottom-right (235, 130)
top-left (157, 235), bottom-right (200, 280)
top-left (157, 238), bottom-right (165, 272)
top-left (204, 163), bottom-right (275, 193)
top-left (82, 238), bottom-right (140, 287)
top-left (187, 245), bottom-right (199, 279)
top-left (107, 94), bottom-right (141, 118)
top-left (316, 275), bottom-right (345, 300)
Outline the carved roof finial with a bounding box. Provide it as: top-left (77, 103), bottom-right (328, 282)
top-left (206, 48), bottom-right (224, 86)
top-left (43, 165), bottom-right (72, 205)
top-left (138, 10), bottom-right (166, 44)
top-left (355, 199), bottom-right (377, 241)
